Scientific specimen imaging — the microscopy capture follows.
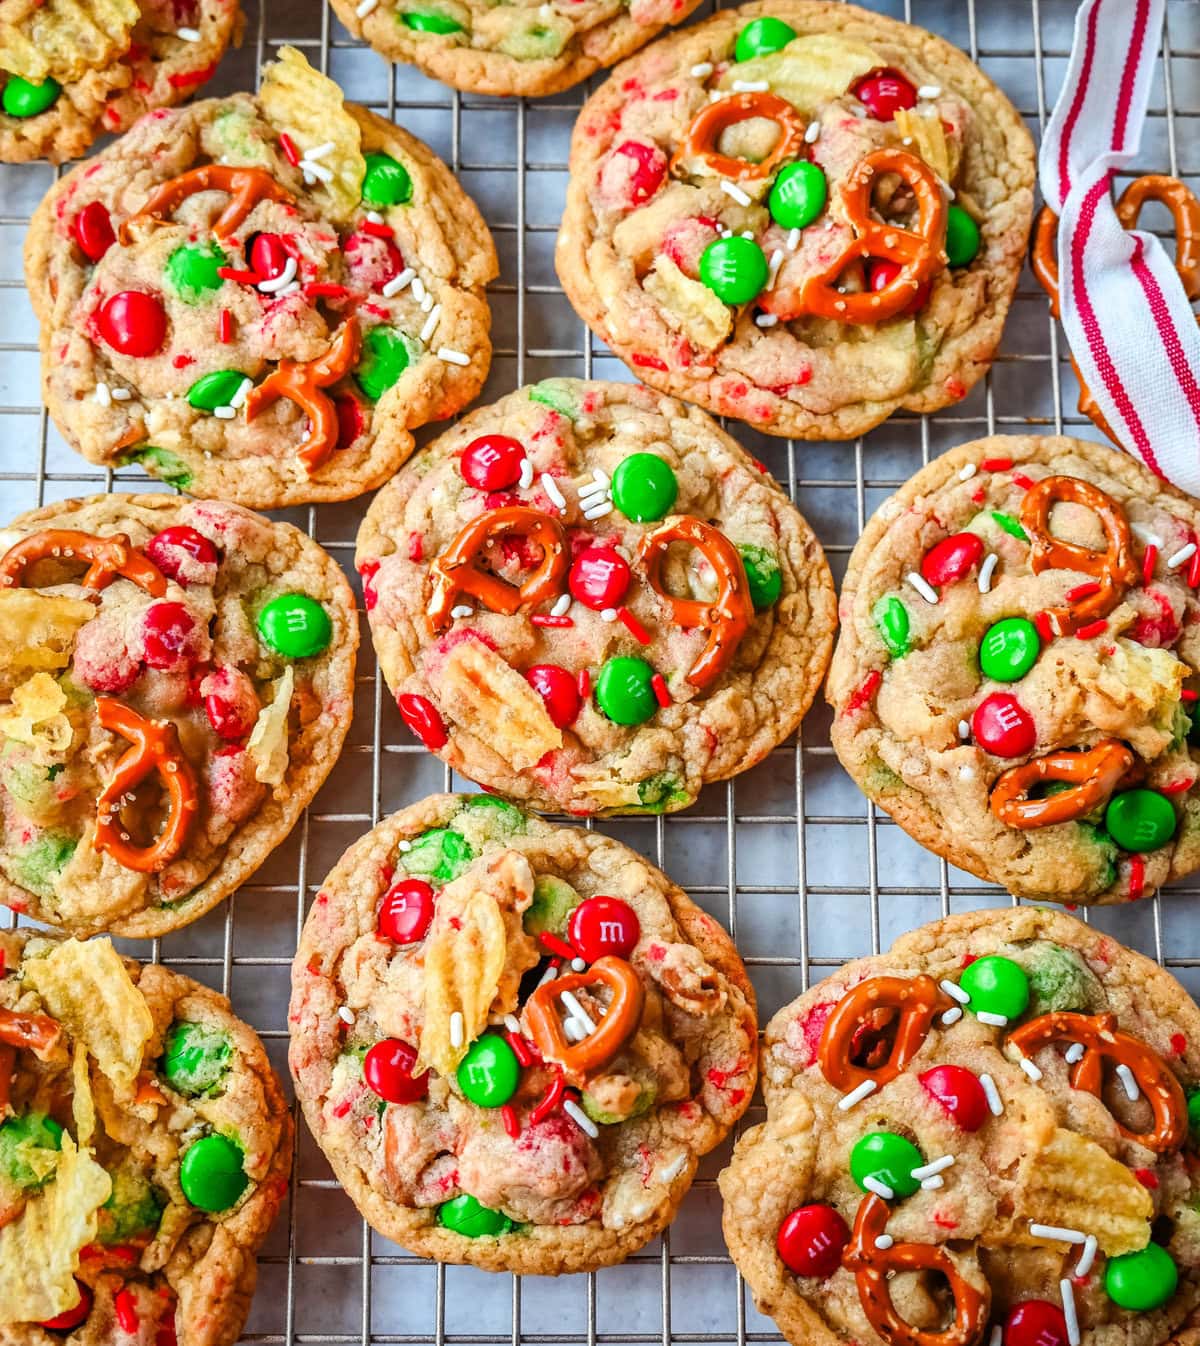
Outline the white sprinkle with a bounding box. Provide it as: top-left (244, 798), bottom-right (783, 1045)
top-left (176, 25), bottom-right (201, 39)
top-left (920, 1174), bottom-right (945, 1190)
top-left (1132, 522), bottom-right (1163, 547)
top-left (541, 473), bottom-right (567, 510)
top-left (977, 552), bottom-right (999, 594)
top-left (911, 1155), bottom-right (955, 1180)
top-left (503, 1014), bottom-right (521, 1033)
top-left (584, 501), bottom-right (614, 520)
top-left (228, 376), bottom-right (253, 410)
top-left (600, 607), bottom-right (618, 622)
top-left (766, 247), bottom-right (785, 290)
top-left (1061, 1279), bottom-right (1080, 1346)
top-left (213, 405), bottom-right (236, 420)
top-left (940, 979), bottom-right (970, 1005)
top-left (1075, 1234), bottom-right (1098, 1277)
top-left (958, 462), bottom-right (978, 481)
top-left (1018, 1055), bottom-right (1044, 1082)
top-left (564, 1017), bottom-right (586, 1042)
top-left (277, 280), bottom-right (301, 297)
top-left (917, 84), bottom-right (942, 99)
top-left (551, 592), bottom-right (571, 618)
top-left (411, 276), bottom-right (428, 304)
top-left (94, 381), bottom-right (112, 407)
top-left (1030, 1223), bottom-right (1087, 1244)
top-left (755, 314), bottom-right (779, 328)
top-left (875, 1234), bottom-right (894, 1250)
top-left (804, 120), bottom-right (821, 144)
top-left (940, 1006), bottom-right (963, 1026)
top-left (720, 179), bottom-right (752, 207)
top-left (863, 1176), bottom-right (894, 1200)
top-left (419, 303), bottom-right (442, 343)
top-left (337, 1006), bottom-right (355, 1025)
top-left (559, 989), bottom-right (597, 1035)
top-left (957, 719), bottom-right (971, 741)
top-left (656, 1153), bottom-right (687, 1183)
top-left (420, 291), bottom-right (434, 313)
top-left (786, 227), bottom-right (801, 251)
top-left (979, 1073), bottom-right (1003, 1115)
top-left (977, 1011), bottom-right (1008, 1027)
top-left (450, 604), bottom-right (474, 620)
top-left (518, 457), bottom-right (534, 490)
top-left (570, 956), bottom-right (586, 973)
top-left (305, 141), bottom-right (336, 161)
top-left (381, 268), bottom-right (415, 297)
top-left (838, 1079), bottom-right (878, 1111)
top-left (907, 571), bottom-right (939, 605)
top-left (1064, 1042), bottom-right (1085, 1065)
top-left (1167, 542), bottom-right (1196, 569)
top-left (366, 211), bottom-right (385, 225)
top-left (258, 254), bottom-right (298, 293)
top-left (302, 158), bottom-right (334, 184)
top-left (732, 79), bottom-right (769, 93)
top-left (438, 347), bottom-right (470, 366)
top-left (990, 1329), bottom-right (1003, 1346)
top-left (1116, 1062), bottom-right (1140, 1101)
top-left (111, 386), bottom-right (132, 401)
top-left (301, 167), bottom-right (317, 187)
top-left (591, 467), bottom-right (609, 486)
top-left (564, 1098), bottom-right (599, 1138)
top-left (397, 839), bottom-right (412, 852)
top-left (356, 0), bottom-right (379, 16)
top-left (690, 61), bottom-right (713, 78)
top-left (536, 962), bottom-right (558, 989)
top-left (449, 1011), bottom-right (464, 1049)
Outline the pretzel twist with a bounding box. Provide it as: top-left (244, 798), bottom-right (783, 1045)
top-left (1007, 1010), bottom-right (1187, 1153)
top-left (94, 698), bottom-right (199, 873)
top-left (635, 516), bottom-right (754, 691)
top-left (1032, 175), bottom-right (1200, 445)
top-left (761, 148), bottom-right (948, 324)
top-left (989, 739), bottom-right (1136, 829)
top-left (843, 1194), bottom-right (989, 1346)
top-left (672, 91), bottom-right (806, 182)
top-left (120, 166), bottom-right (295, 242)
top-left (0, 529), bottom-right (166, 598)
top-left (523, 956), bottom-right (644, 1087)
top-left (426, 506), bottom-right (569, 633)
top-left (817, 975), bottom-right (953, 1093)
top-left (244, 321), bottom-right (360, 473)
top-left (1020, 475), bottom-right (1138, 636)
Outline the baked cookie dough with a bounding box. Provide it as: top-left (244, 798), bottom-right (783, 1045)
top-left (0, 0), bottom-right (242, 164)
top-left (25, 46), bottom-right (496, 509)
top-left (289, 793), bottom-right (757, 1273)
top-left (0, 931), bottom-right (292, 1346)
top-left (356, 378), bottom-right (836, 816)
top-left (329, 0), bottom-right (704, 98)
top-left (828, 435), bottom-right (1200, 905)
top-left (556, 0), bottom-right (1035, 440)
top-left (0, 492), bottom-right (357, 938)
top-left (720, 907), bottom-right (1200, 1346)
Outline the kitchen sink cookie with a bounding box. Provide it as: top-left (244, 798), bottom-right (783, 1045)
top-left (328, 0), bottom-right (704, 98)
top-left (720, 907), bottom-right (1200, 1346)
top-left (356, 378), bottom-right (836, 816)
top-left (0, 0), bottom-right (242, 164)
top-left (557, 0), bottom-right (1035, 440)
top-left (0, 931), bottom-right (292, 1346)
top-left (828, 435), bottom-right (1200, 905)
top-left (0, 492), bottom-right (357, 938)
top-left (289, 793), bottom-right (757, 1273)
top-left (25, 46), bottom-right (496, 509)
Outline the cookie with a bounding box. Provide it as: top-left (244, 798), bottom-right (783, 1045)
top-left (0, 0), bottom-right (242, 164)
top-left (556, 0), bottom-right (1035, 440)
top-left (327, 0), bottom-right (705, 98)
top-left (355, 378), bottom-right (836, 816)
top-left (828, 434), bottom-right (1200, 905)
top-left (289, 792), bottom-right (757, 1273)
top-left (720, 907), bottom-right (1200, 1346)
top-left (0, 492), bottom-right (358, 938)
top-left (0, 931), bottom-right (292, 1346)
top-left (24, 47), bottom-right (496, 509)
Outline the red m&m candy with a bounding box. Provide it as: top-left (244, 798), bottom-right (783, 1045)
top-left (852, 68), bottom-right (918, 121)
top-left (776, 1203), bottom-right (850, 1279)
top-left (73, 201), bottom-right (116, 263)
top-left (867, 259), bottom-right (931, 314)
top-left (97, 290), bottom-right (167, 357)
top-left (38, 1280), bottom-right (93, 1330)
top-left (1004, 1300), bottom-right (1069, 1346)
top-left (918, 1064), bottom-right (989, 1132)
top-left (568, 895), bottom-right (640, 961)
top-left (364, 1038), bottom-right (429, 1104)
top-left (335, 394), bottom-right (365, 451)
top-left (397, 692), bottom-right (448, 751)
top-left (972, 692), bottom-right (1036, 758)
top-left (569, 546), bottom-right (630, 610)
top-left (378, 878), bottom-right (436, 944)
top-left (248, 232), bottom-right (289, 281)
top-left (145, 524), bottom-right (218, 582)
top-left (460, 435), bottom-right (525, 491)
top-left (921, 532), bottom-right (984, 587)
top-left (526, 664), bottom-right (582, 729)
top-left (612, 140), bottom-right (667, 205)
top-left (141, 601), bottom-right (198, 669)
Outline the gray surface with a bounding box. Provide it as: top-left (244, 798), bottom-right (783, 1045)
top-left (4, 0), bottom-right (1200, 1340)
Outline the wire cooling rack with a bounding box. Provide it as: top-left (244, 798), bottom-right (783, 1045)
top-left (4, 0), bottom-right (1200, 1340)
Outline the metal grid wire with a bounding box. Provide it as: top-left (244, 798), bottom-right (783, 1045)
top-left (4, 0), bottom-right (1200, 1339)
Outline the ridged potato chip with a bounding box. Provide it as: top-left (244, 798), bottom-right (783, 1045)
top-left (247, 665), bottom-right (294, 788)
top-left (0, 0), bottom-right (139, 84)
top-left (441, 639), bottom-right (562, 771)
top-left (259, 45), bottom-right (366, 224)
top-left (893, 106), bottom-right (958, 185)
top-left (0, 672), bottom-right (73, 764)
top-left (0, 591), bottom-right (97, 682)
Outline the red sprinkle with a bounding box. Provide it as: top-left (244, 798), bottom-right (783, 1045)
top-left (360, 219), bottom-right (395, 239)
top-left (1183, 689), bottom-right (1199, 702)
top-left (844, 669), bottom-right (881, 715)
top-left (407, 532), bottom-right (424, 563)
top-left (218, 309), bottom-right (233, 343)
top-left (168, 60), bottom-right (217, 88)
top-left (1143, 544), bottom-right (1159, 585)
top-left (279, 132), bottom-right (300, 166)
top-left (217, 266), bottom-right (258, 284)
top-left (651, 673), bottom-right (671, 707)
top-left (618, 606), bottom-right (651, 644)
top-left (1134, 1167), bottom-right (1159, 1189)
top-left (577, 669), bottom-right (590, 699)
top-left (981, 457), bottom-right (1012, 472)
top-left (1161, 777), bottom-right (1194, 794)
top-left (539, 931), bottom-right (578, 961)
top-left (1034, 611), bottom-right (1056, 642)
top-left (505, 1031), bottom-right (533, 1067)
top-left (1188, 536), bottom-right (1200, 588)
top-left (1128, 854), bottom-right (1145, 901)
top-left (114, 1288), bottom-right (140, 1334)
top-left (530, 1071), bottom-right (566, 1125)
top-left (1074, 618), bottom-right (1109, 639)
top-left (501, 1104), bottom-right (521, 1138)
top-left (1065, 581), bottom-right (1101, 601)
top-left (304, 282), bottom-right (351, 299)
top-left (1171, 1032), bottom-right (1187, 1054)
top-left (632, 353), bottom-right (668, 371)
top-left (531, 614), bottom-right (573, 628)
top-left (1011, 472), bottom-right (1035, 490)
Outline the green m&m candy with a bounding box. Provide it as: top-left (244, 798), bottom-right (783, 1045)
top-left (457, 1034), bottom-right (520, 1108)
top-left (737, 544), bottom-right (782, 611)
top-left (2, 76), bottom-right (60, 118)
top-left (402, 10), bottom-right (464, 33)
top-left (979, 617), bottom-right (1040, 682)
top-left (945, 204), bottom-right (981, 268)
top-left (362, 152), bottom-right (413, 207)
top-left (849, 1131), bottom-right (923, 1199)
top-left (960, 954), bottom-right (1029, 1021)
top-left (187, 369), bottom-right (248, 412)
top-left (611, 452), bottom-right (677, 522)
top-left (162, 1022), bottom-right (232, 1098)
top-left (734, 16), bottom-right (796, 60)
top-left (179, 1134), bottom-right (248, 1212)
top-left (595, 656), bottom-right (658, 726)
top-left (1104, 788), bottom-right (1177, 852)
top-left (438, 1192), bottom-right (512, 1237)
top-left (699, 236), bottom-right (768, 305)
top-left (0, 1112), bottom-right (62, 1188)
top-left (1189, 1089), bottom-right (1200, 1140)
top-left (356, 324), bottom-right (411, 400)
top-left (403, 827), bottom-right (474, 883)
top-left (873, 595), bottom-right (910, 658)
top-left (257, 593), bottom-right (332, 658)
top-left (1105, 1243), bottom-right (1178, 1311)
top-left (768, 161), bottom-right (827, 230)
top-left (167, 243), bottom-right (226, 302)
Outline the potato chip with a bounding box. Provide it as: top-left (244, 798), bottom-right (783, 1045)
top-left (441, 640), bottom-right (562, 772)
top-left (259, 46), bottom-right (366, 224)
top-left (893, 106), bottom-right (958, 185)
top-left (0, 0), bottom-right (139, 84)
top-left (24, 937), bottom-right (154, 1097)
top-left (0, 590), bottom-right (96, 679)
top-left (645, 256), bottom-right (733, 350)
top-left (717, 34), bottom-right (883, 116)
top-left (0, 672), bottom-right (73, 764)
top-left (246, 665), bottom-right (294, 788)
